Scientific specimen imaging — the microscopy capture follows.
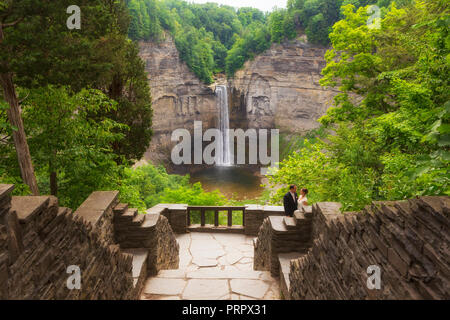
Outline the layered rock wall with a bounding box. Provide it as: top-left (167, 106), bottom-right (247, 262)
top-left (138, 36), bottom-right (217, 165)
top-left (138, 37), bottom-right (337, 164)
top-left (229, 40), bottom-right (337, 133)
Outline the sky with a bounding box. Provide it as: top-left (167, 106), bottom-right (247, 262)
top-left (187, 0), bottom-right (288, 12)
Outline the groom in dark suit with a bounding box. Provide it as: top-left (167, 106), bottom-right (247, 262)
top-left (283, 184), bottom-right (298, 217)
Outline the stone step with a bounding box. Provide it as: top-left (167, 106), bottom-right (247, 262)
top-left (283, 216), bottom-right (297, 229)
top-left (253, 237), bottom-right (258, 249)
top-left (269, 216), bottom-right (287, 233)
top-left (294, 210), bottom-right (306, 221)
top-left (132, 213), bottom-right (146, 226)
top-left (302, 205), bottom-right (313, 218)
top-left (11, 196), bottom-right (51, 223)
top-left (141, 213), bottom-right (159, 229)
top-left (115, 207), bottom-right (138, 224)
top-left (123, 208), bottom-right (138, 219)
top-left (74, 191), bottom-right (119, 226)
top-left (116, 214), bottom-right (160, 248)
top-left (278, 252), bottom-right (304, 300)
top-left (121, 248), bottom-right (149, 296)
top-left (0, 184), bottom-right (14, 195)
top-left (0, 184), bottom-right (14, 207)
top-left (113, 203), bottom-right (128, 216)
top-left (57, 207), bottom-right (71, 216)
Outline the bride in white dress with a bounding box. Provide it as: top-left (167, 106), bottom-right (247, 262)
top-left (298, 188), bottom-right (308, 209)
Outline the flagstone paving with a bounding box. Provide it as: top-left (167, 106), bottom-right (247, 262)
top-left (140, 233), bottom-right (280, 300)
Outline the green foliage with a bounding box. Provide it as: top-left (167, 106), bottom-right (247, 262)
top-left (175, 26), bottom-right (215, 83)
top-left (99, 39), bottom-right (153, 161)
top-left (114, 164), bottom-right (227, 211)
top-left (126, 0), bottom-right (268, 80)
top-left (2, 90), bottom-right (228, 210)
top-left (1, 0), bottom-right (129, 89)
top-left (267, 1), bottom-right (450, 211)
top-left (225, 21), bottom-right (271, 76)
top-left (286, 0), bottom-right (405, 45)
top-left (268, 10), bottom-right (286, 43)
top-left (24, 86), bottom-right (126, 208)
top-left (125, 0), bottom-right (410, 79)
top-left (278, 127), bottom-right (327, 160)
top-left (0, 86), bottom-right (126, 208)
top-left (1, 0), bottom-right (153, 163)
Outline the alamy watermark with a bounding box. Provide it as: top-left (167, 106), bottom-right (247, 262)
top-left (66, 265), bottom-right (81, 290)
top-left (66, 5), bottom-right (81, 30)
top-left (171, 121), bottom-right (279, 175)
top-left (367, 265), bottom-right (381, 290)
top-left (367, 5), bottom-right (381, 30)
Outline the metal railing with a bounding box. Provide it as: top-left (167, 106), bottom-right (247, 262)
top-left (187, 206), bottom-right (246, 227)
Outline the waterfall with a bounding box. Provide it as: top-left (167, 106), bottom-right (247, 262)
top-left (215, 85), bottom-right (231, 166)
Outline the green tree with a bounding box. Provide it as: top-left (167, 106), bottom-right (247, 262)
top-left (0, 0), bottom-right (131, 194)
top-left (267, 1), bottom-right (449, 211)
top-left (100, 39), bottom-right (153, 162)
top-left (268, 9), bottom-right (286, 43)
top-left (225, 21), bottom-right (271, 76)
top-left (115, 164), bottom-right (227, 210)
top-left (127, 0), bottom-right (268, 81)
top-left (20, 86), bottom-right (125, 208)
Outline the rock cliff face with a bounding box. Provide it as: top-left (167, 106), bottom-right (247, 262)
top-left (138, 37), bottom-right (336, 165)
top-left (229, 40), bottom-right (337, 133)
top-left (138, 37), bottom-right (217, 164)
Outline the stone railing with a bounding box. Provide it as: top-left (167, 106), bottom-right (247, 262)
top-left (151, 203), bottom-right (286, 235)
top-left (187, 206), bottom-right (246, 227)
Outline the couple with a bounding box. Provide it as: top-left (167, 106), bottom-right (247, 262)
top-left (283, 184), bottom-right (308, 217)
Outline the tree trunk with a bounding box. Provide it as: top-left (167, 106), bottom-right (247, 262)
top-left (50, 171), bottom-right (57, 196)
top-left (0, 72), bottom-right (39, 195)
top-left (49, 153), bottom-right (57, 196)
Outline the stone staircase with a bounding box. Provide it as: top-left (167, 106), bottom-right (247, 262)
top-left (121, 248), bottom-right (149, 298)
top-left (112, 202), bottom-right (179, 296)
top-left (278, 252), bottom-right (304, 300)
top-left (1, 187), bottom-right (139, 299)
top-left (253, 206), bottom-right (314, 300)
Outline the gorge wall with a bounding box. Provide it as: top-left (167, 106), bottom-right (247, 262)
top-left (138, 36), bottom-right (217, 165)
top-left (138, 37), bottom-right (336, 165)
top-left (229, 39), bottom-right (336, 132)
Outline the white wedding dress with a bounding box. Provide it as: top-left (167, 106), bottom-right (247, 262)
top-left (298, 195), bottom-right (308, 209)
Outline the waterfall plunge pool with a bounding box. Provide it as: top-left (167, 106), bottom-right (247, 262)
top-left (189, 166), bottom-right (264, 201)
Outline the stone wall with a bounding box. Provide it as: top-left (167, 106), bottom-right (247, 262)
top-left (229, 39), bottom-right (337, 133)
top-left (0, 186), bottom-right (135, 300)
top-left (244, 205), bottom-right (285, 236)
top-left (156, 203), bottom-right (188, 234)
top-left (0, 185), bottom-right (180, 300)
top-left (253, 207), bottom-right (313, 277)
top-left (289, 197), bottom-right (450, 300)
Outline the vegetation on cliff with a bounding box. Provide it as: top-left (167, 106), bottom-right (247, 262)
top-left (267, 0), bottom-right (449, 211)
top-left (127, 0), bottom-right (272, 82)
top-left (126, 0), bottom-right (409, 80)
